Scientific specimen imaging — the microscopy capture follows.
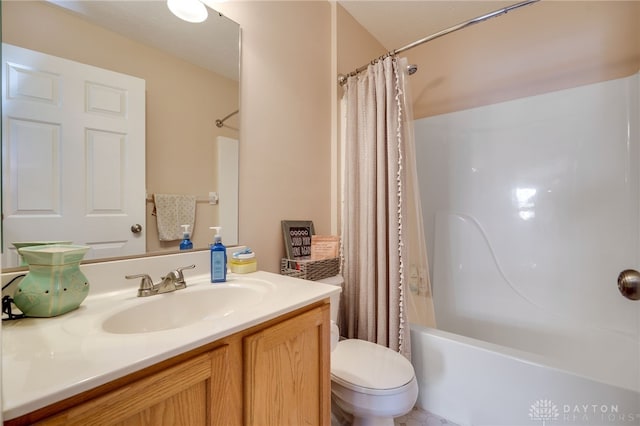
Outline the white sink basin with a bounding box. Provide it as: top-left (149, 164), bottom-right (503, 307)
top-left (102, 283), bottom-right (268, 334)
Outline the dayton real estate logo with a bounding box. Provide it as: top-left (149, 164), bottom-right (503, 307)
top-left (530, 399), bottom-right (560, 425)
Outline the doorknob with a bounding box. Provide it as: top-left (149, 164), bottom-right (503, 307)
top-left (131, 224), bottom-right (143, 234)
top-left (617, 269), bottom-right (640, 300)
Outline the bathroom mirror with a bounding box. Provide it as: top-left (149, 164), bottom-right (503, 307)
top-left (1, 0), bottom-right (240, 269)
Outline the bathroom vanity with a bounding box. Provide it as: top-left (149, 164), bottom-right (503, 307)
top-left (2, 252), bottom-right (339, 425)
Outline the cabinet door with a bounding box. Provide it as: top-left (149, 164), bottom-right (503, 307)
top-left (243, 304), bottom-right (331, 426)
top-left (36, 347), bottom-right (228, 426)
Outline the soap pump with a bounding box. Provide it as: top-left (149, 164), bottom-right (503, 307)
top-left (179, 224), bottom-right (193, 250)
top-left (210, 226), bottom-right (227, 283)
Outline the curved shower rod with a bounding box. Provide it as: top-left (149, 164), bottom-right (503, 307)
top-left (216, 109), bottom-right (239, 128)
top-left (338, 0), bottom-right (540, 85)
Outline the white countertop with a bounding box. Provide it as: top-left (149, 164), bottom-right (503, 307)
top-left (2, 269), bottom-right (340, 420)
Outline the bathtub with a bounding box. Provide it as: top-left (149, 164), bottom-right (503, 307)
top-left (412, 73), bottom-right (640, 426)
top-left (410, 325), bottom-right (640, 426)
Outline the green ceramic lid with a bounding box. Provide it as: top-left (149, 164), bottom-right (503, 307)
top-left (18, 244), bottom-right (90, 266)
top-left (11, 241), bottom-right (73, 249)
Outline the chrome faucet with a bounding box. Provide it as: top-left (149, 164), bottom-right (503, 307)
top-left (126, 264), bottom-right (196, 297)
top-left (172, 264), bottom-right (195, 289)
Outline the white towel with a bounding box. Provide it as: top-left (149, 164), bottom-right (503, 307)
top-left (153, 194), bottom-right (196, 241)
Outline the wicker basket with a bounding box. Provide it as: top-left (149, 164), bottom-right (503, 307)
top-left (280, 257), bottom-right (340, 281)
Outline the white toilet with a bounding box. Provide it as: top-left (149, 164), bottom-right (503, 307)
top-left (321, 276), bottom-right (418, 426)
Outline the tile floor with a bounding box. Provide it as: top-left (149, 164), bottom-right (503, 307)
top-left (395, 407), bottom-right (461, 426)
top-left (332, 403), bottom-right (459, 426)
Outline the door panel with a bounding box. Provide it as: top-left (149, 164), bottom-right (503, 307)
top-left (2, 43), bottom-right (146, 266)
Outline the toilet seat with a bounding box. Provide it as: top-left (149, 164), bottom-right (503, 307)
top-left (331, 339), bottom-right (415, 396)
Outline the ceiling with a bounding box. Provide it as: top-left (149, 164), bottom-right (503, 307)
top-left (46, 0), bottom-right (240, 81)
top-left (337, 1), bottom-right (526, 51)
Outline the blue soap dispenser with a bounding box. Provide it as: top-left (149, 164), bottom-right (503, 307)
top-left (210, 226), bottom-right (227, 283)
top-left (179, 224), bottom-right (193, 250)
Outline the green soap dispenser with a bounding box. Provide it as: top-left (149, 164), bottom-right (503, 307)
top-left (210, 226), bottom-right (227, 283)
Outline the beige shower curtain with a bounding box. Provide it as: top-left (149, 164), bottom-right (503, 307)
top-left (340, 56), bottom-right (432, 359)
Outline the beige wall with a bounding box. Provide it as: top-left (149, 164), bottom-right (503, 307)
top-left (404, 0), bottom-right (640, 118)
top-left (335, 1), bottom-right (639, 119)
top-left (336, 3), bottom-right (386, 77)
top-left (211, 1), bottom-right (333, 272)
top-left (2, 1), bottom-right (239, 254)
top-left (334, 2), bottom-right (386, 231)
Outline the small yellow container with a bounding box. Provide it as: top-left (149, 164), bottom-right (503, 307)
top-left (230, 250), bottom-right (257, 274)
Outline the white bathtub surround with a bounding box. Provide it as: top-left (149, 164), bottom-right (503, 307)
top-left (413, 72), bottom-right (640, 424)
top-left (341, 56), bottom-right (433, 357)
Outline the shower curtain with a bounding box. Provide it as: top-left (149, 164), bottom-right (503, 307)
top-left (340, 56), bottom-right (432, 358)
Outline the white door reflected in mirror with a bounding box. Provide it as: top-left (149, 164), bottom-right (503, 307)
top-left (1, 43), bottom-right (146, 268)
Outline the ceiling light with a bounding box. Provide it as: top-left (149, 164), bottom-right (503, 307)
top-left (167, 0), bottom-right (208, 23)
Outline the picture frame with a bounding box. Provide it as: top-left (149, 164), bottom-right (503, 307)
top-left (281, 220), bottom-right (315, 259)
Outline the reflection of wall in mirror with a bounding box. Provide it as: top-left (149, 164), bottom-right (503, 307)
top-left (2, 1), bottom-right (239, 254)
top-left (217, 137), bottom-right (239, 246)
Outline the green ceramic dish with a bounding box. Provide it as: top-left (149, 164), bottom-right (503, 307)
top-left (13, 245), bottom-right (91, 317)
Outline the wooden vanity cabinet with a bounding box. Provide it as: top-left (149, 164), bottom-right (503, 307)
top-left (7, 301), bottom-right (330, 426)
top-left (244, 304), bottom-right (331, 425)
top-left (32, 347), bottom-right (234, 426)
